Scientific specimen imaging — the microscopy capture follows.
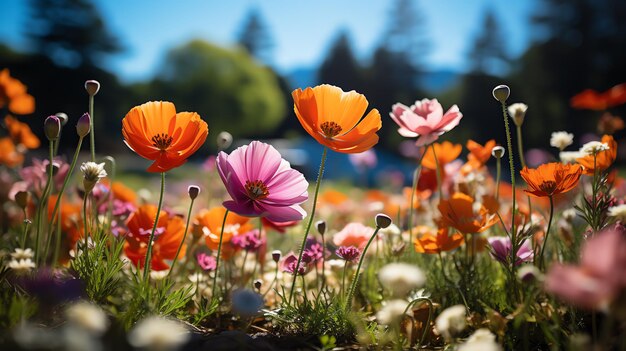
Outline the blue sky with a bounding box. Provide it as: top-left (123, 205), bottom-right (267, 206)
top-left (0, 0), bottom-right (536, 82)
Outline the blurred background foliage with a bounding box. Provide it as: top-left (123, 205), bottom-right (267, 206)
top-left (1, 0), bottom-right (626, 157)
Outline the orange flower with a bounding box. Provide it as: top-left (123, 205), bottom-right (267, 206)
top-left (4, 115), bottom-right (40, 149)
top-left (0, 69), bottom-right (35, 115)
top-left (111, 182), bottom-right (137, 204)
top-left (570, 83), bottom-right (626, 110)
top-left (292, 84), bottom-right (381, 153)
top-left (576, 135), bottom-right (617, 175)
top-left (421, 141), bottom-right (462, 170)
top-left (520, 163), bottom-right (583, 198)
top-left (48, 195), bottom-right (83, 248)
top-left (122, 101), bottom-right (208, 172)
top-left (124, 204), bottom-right (186, 271)
top-left (466, 139), bottom-right (496, 168)
top-left (438, 192), bottom-right (498, 234)
top-left (0, 137), bottom-right (24, 167)
top-left (195, 207), bottom-right (253, 251)
top-left (414, 227), bottom-right (464, 254)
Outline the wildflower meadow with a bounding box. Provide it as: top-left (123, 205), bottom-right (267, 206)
top-left (2, 59), bottom-right (626, 351)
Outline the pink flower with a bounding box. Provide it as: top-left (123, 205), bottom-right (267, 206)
top-left (545, 225), bottom-right (626, 310)
top-left (389, 99), bottom-right (462, 146)
top-left (348, 149), bottom-right (377, 169)
top-left (336, 246), bottom-right (361, 262)
top-left (281, 252), bottom-right (313, 275)
top-left (333, 222), bottom-right (376, 249)
top-left (197, 253), bottom-right (217, 271)
top-left (487, 237), bottom-right (533, 266)
top-left (216, 141), bottom-right (309, 222)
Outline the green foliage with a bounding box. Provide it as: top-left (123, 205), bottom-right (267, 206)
top-left (140, 39), bottom-right (286, 140)
top-left (0, 273), bottom-right (37, 329)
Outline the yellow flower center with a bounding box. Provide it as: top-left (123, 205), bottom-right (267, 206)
top-left (151, 133), bottom-right (173, 150)
top-left (320, 121), bottom-right (342, 138)
top-left (245, 180), bottom-right (269, 200)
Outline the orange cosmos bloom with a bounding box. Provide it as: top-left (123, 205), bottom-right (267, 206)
top-left (421, 141), bottom-right (462, 170)
top-left (111, 182), bottom-right (137, 204)
top-left (576, 135), bottom-right (617, 175)
top-left (438, 192), bottom-right (498, 234)
top-left (0, 137), bottom-right (24, 167)
top-left (414, 227), bottom-right (464, 254)
top-left (466, 139), bottom-right (496, 168)
top-left (520, 163), bottom-right (583, 198)
top-left (122, 101), bottom-right (208, 172)
top-left (124, 204), bottom-right (186, 271)
top-left (0, 69), bottom-right (35, 115)
top-left (4, 115), bottom-right (40, 149)
top-left (194, 207), bottom-right (253, 251)
top-left (292, 84), bottom-right (381, 153)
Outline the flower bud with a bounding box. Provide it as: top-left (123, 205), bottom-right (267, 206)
top-left (508, 103), bottom-right (528, 127)
top-left (315, 220), bottom-right (326, 235)
top-left (15, 191), bottom-right (29, 209)
top-left (84, 80), bottom-right (100, 96)
top-left (216, 131), bottom-right (233, 150)
top-left (491, 146), bottom-right (505, 159)
top-left (375, 213), bottom-right (392, 229)
top-left (188, 185), bottom-right (201, 200)
top-left (492, 85), bottom-right (510, 103)
top-left (517, 264), bottom-right (542, 284)
top-left (271, 250), bottom-right (281, 263)
top-left (55, 112), bottom-right (69, 126)
top-left (81, 162), bottom-right (107, 194)
top-left (44, 115), bottom-right (61, 141)
top-left (76, 112), bottom-right (91, 137)
top-left (254, 279), bottom-right (262, 291)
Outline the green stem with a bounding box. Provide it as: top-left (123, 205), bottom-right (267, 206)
top-left (431, 144), bottom-right (443, 201)
top-left (44, 136), bottom-right (84, 262)
top-left (143, 172), bottom-right (166, 281)
top-left (211, 209), bottom-right (230, 298)
top-left (345, 226), bottom-right (381, 312)
top-left (168, 197), bottom-right (196, 278)
top-left (89, 94), bottom-right (96, 162)
top-left (408, 147), bottom-right (428, 248)
top-left (83, 192), bottom-right (90, 251)
top-left (539, 196), bottom-right (554, 271)
top-left (500, 101), bottom-right (517, 272)
top-left (495, 157), bottom-right (501, 201)
top-left (403, 297), bottom-right (434, 349)
top-left (516, 125), bottom-right (527, 169)
top-left (104, 156), bottom-right (116, 232)
top-left (288, 147), bottom-right (328, 305)
top-left (35, 140), bottom-right (55, 263)
top-left (21, 219), bottom-right (31, 250)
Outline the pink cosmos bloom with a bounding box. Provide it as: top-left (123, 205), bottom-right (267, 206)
top-left (333, 222), bottom-right (376, 249)
top-left (487, 237), bottom-right (533, 266)
top-left (261, 217), bottom-right (299, 233)
top-left (544, 225), bottom-right (626, 310)
top-left (197, 253), bottom-right (217, 271)
top-left (281, 252), bottom-right (313, 275)
top-left (336, 246), bottom-right (361, 262)
top-left (231, 229), bottom-right (265, 252)
top-left (216, 141), bottom-right (309, 222)
top-left (390, 99), bottom-right (462, 146)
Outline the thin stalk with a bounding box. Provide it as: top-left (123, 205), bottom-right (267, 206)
top-left (539, 196), bottom-right (554, 271)
top-left (104, 156), bottom-right (116, 231)
top-left (288, 147), bottom-right (328, 305)
top-left (35, 140), bottom-right (55, 263)
top-left (495, 157), bottom-right (502, 200)
top-left (211, 209), bottom-right (230, 298)
top-left (408, 147), bottom-right (428, 247)
top-left (431, 144), bottom-right (444, 200)
top-left (345, 226), bottom-right (381, 312)
top-left (320, 231), bottom-right (326, 289)
top-left (21, 219), bottom-right (31, 249)
top-left (515, 125), bottom-right (527, 168)
top-left (168, 196), bottom-right (196, 278)
top-left (43, 136), bottom-right (84, 261)
top-left (500, 101), bottom-right (518, 272)
top-left (143, 172), bottom-right (166, 281)
top-left (89, 94), bottom-right (96, 161)
top-left (82, 193), bottom-right (90, 250)
top-left (403, 297), bottom-right (434, 349)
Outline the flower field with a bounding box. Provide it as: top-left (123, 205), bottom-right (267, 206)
top-left (2, 68), bottom-right (626, 350)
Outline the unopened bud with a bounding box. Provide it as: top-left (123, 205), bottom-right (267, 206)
top-left (216, 131), bottom-right (233, 150)
top-left (508, 103), bottom-right (528, 127)
top-left (84, 80), bottom-right (100, 96)
top-left (492, 85), bottom-right (510, 103)
top-left (517, 264), bottom-right (542, 284)
top-left (188, 185), bottom-right (200, 200)
top-left (491, 146), bottom-right (505, 159)
top-left (316, 220), bottom-right (326, 236)
top-left (254, 279), bottom-right (262, 291)
top-left (15, 191), bottom-right (29, 209)
top-left (44, 115), bottom-right (61, 141)
top-left (375, 213), bottom-right (392, 229)
top-left (55, 112), bottom-right (69, 126)
top-left (271, 250), bottom-right (281, 263)
top-left (76, 112), bottom-right (91, 137)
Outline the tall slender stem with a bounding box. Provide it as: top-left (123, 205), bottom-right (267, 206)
top-left (35, 140), bottom-right (55, 263)
top-left (89, 94), bottom-right (96, 162)
top-left (431, 144), bottom-right (443, 200)
top-left (104, 156), bottom-right (116, 231)
top-left (408, 147), bottom-right (428, 247)
top-left (495, 157), bottom-right (502, 200)
top-left (44, 136), bottom-right (84, 262)
top-left (211, 209), bottom-right (230, 298)
top-left (168, 197), bottom-right (196, 278)
top-left (82, 193), bottom-right (90, 250)
top-left (345, 226), bottom-right (381, 312)
top-left (500, 101), bottom-right (517, 271)
top-left (143, 172), bottom-right (166, 281)
top-left (539, 196), bottom-right (554, 271)
top-left (515, 125), bottom-right (527, 169)
top-left (288, 147), bottom-right (328, 305)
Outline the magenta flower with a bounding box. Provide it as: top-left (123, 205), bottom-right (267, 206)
top-left (281, 252), bottom-right (313, 276)
top-left (197, 253), bottom-right (217, 271)
top-left (545, 225), bottom-right (626, 310)
top-left (336, 246), bottom-right (361, 262)
top-left (389, 99), bottom-right (462, 146)
top-left (488, 237), bottom-right (533, 266)
top-left (231, 229), bottom-right (265, 252)
top-left (216, 141), bottom-right (309, 222)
